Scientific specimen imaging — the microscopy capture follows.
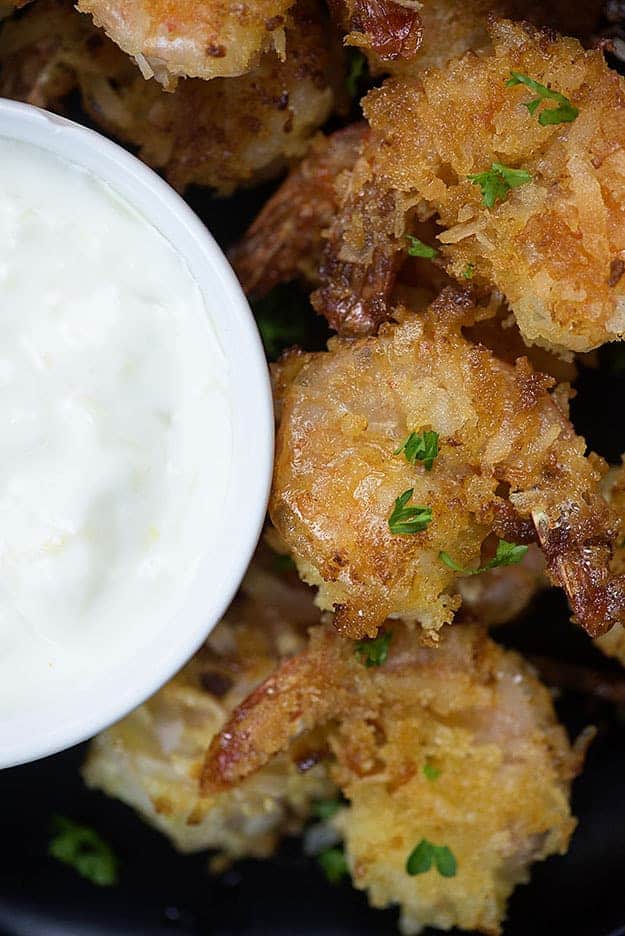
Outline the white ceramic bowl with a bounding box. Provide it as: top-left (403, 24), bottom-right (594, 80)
top-left (0, 100), bottom-right (273, 769)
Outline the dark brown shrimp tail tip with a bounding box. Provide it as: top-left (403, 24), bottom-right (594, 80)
top-left (557, 558), bottom-right (625, 638)
top-left (328, 0), bottom-right (423, 60)
top-left (311, 185), bottom-right (404, 337)
top-left (533, 509), bottom-right (625, 637)
top-left (200, 629), bottom-right (347, 794)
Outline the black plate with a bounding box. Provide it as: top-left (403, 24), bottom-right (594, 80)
top-left (2, 134), bottom-right (625, 936)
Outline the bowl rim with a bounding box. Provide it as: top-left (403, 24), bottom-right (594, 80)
top-left (0, 99), bottom-right (274, 768)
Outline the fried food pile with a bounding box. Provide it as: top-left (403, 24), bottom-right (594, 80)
top-left (2, 0), bottom-right (621, 932)
top-left (0, 0), bottom-right (344, 193)
top-left (86, 555), bottom-right (583, 936)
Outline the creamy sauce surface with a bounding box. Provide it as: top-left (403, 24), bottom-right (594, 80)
top-left (0, 137), bottom-right (231, 715)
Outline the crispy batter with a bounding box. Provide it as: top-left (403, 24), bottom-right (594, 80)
top-left (0, 0), bottom-right (344, 194)
top-left (315, 19), bottom-right (625, 351)
top-left (231, 124), bottom-right (367, 297)
top-left (83, 552), bottom-right (335, 858)
top-left (203, 621), bottom-right (581, 935)
top-left (76, 0), bottom-right (297, 87)
top-left (270, 291), bottom-right (625, 639)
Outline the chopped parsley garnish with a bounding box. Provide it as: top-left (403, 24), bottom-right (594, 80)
top-left (388, 489), bottom-right (432, 535)
top-left (423, 760), bottom-right (441, 781)
top-left (468, 162), bottom-right (532, 208)
top-left (49, 815), bottom-right (119, 887)
top-left (406, 839), bottom-right (457, 877)
top-left (318, 846), bottom-right (349, 883)
top-left (312, 798), bottom-right (344, 821)
top-left (461, 263), bottom-right (475, 280)
top-left (346, 48), bottom-right (368, 98)
top-left (273, 552), bottom-right (296, 573)
top-left (406, 235), bottom-right (438, 259)
top-left (439, 538), bottom-right (528, 576)
top-left (394, 430), bottom-right (439, 471)
top-left (506, 71), bottom-right (578, 126)
top-left (355, 630), bottom-right (392, 668)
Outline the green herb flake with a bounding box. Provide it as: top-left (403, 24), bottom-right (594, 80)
top-left (355, 630), bottom-right (392, 668)
top-left (423, 760), bottom-right (441, 781)
top-left (394, 430), bottom-right (439, 471)
top-left (468, 162), bottom-right (532, 209)
top-left (461, 263), bottom-right (475, 280)
top-left (388, 489), bottom-right (433, 535)
top-left (406, 235), bottom-right (438, 260)
top-left (312, 798), bottom-right (343, 821)
top-left (406, 839), bottom-right (457, 878)
top-left (273, 552), bottom-right (296, 573)
top-left (439, 538), bottom-right (528, 576)
top-left (506, 71), bottom-right (578, 126)
top-left (346, 48), bottom-right (368, 98)
top-left (318, 846), bottom-right (349, 884)
top-left (48, 815), bottom-right (119, 887)
top-left (433, 845), bottom-right (458, 878)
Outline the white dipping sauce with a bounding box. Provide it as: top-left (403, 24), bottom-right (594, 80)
top-left (0, 137), bottom-right (231, 715)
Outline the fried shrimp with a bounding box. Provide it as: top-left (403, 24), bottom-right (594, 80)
top-left (315, 19), bottom-right (625, 352)
top-left (0, 0), bottom-right (344, 194)
top-left (203, 622), bottom-right (582, 935)
top-left (83, 553), bottom-right (335, 858)
top-left (76, 0), bottom-right (298, 87)
top-left (270, 290), bottom-right (625, 640)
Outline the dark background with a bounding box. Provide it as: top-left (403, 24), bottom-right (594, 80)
top-left (3, 138), bottom-right (625, 936)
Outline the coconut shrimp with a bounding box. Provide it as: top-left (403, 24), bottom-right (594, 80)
top-left (203, 621), bottom-right (584, 935)
top-left (270, 290), bottom-right (625, 640)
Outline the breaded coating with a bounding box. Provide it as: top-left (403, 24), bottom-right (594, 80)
top-left (203, 622), bottom-right (582, 935)
top-left (0, 0), bottom-right (344, 194)
top-left (83, 555), bottom-right (335, 857)
top-left (76, 0), bottom-right (297, 87)
top-left (315, 19), bottom-right (625, 352)
top-left (270, 291), bottom-right (625, 640)
top-left (231, 124), bottom-right (367, 298)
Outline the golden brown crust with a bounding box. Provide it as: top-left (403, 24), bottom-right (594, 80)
top-left (317, 19), bottom-right (625, 350)
top-left (0, 0), bottom-right (345, 194)
top-left (202, 621), bottom-right (581, 934)
top-left (270, 292), bottom-right (625, 639)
